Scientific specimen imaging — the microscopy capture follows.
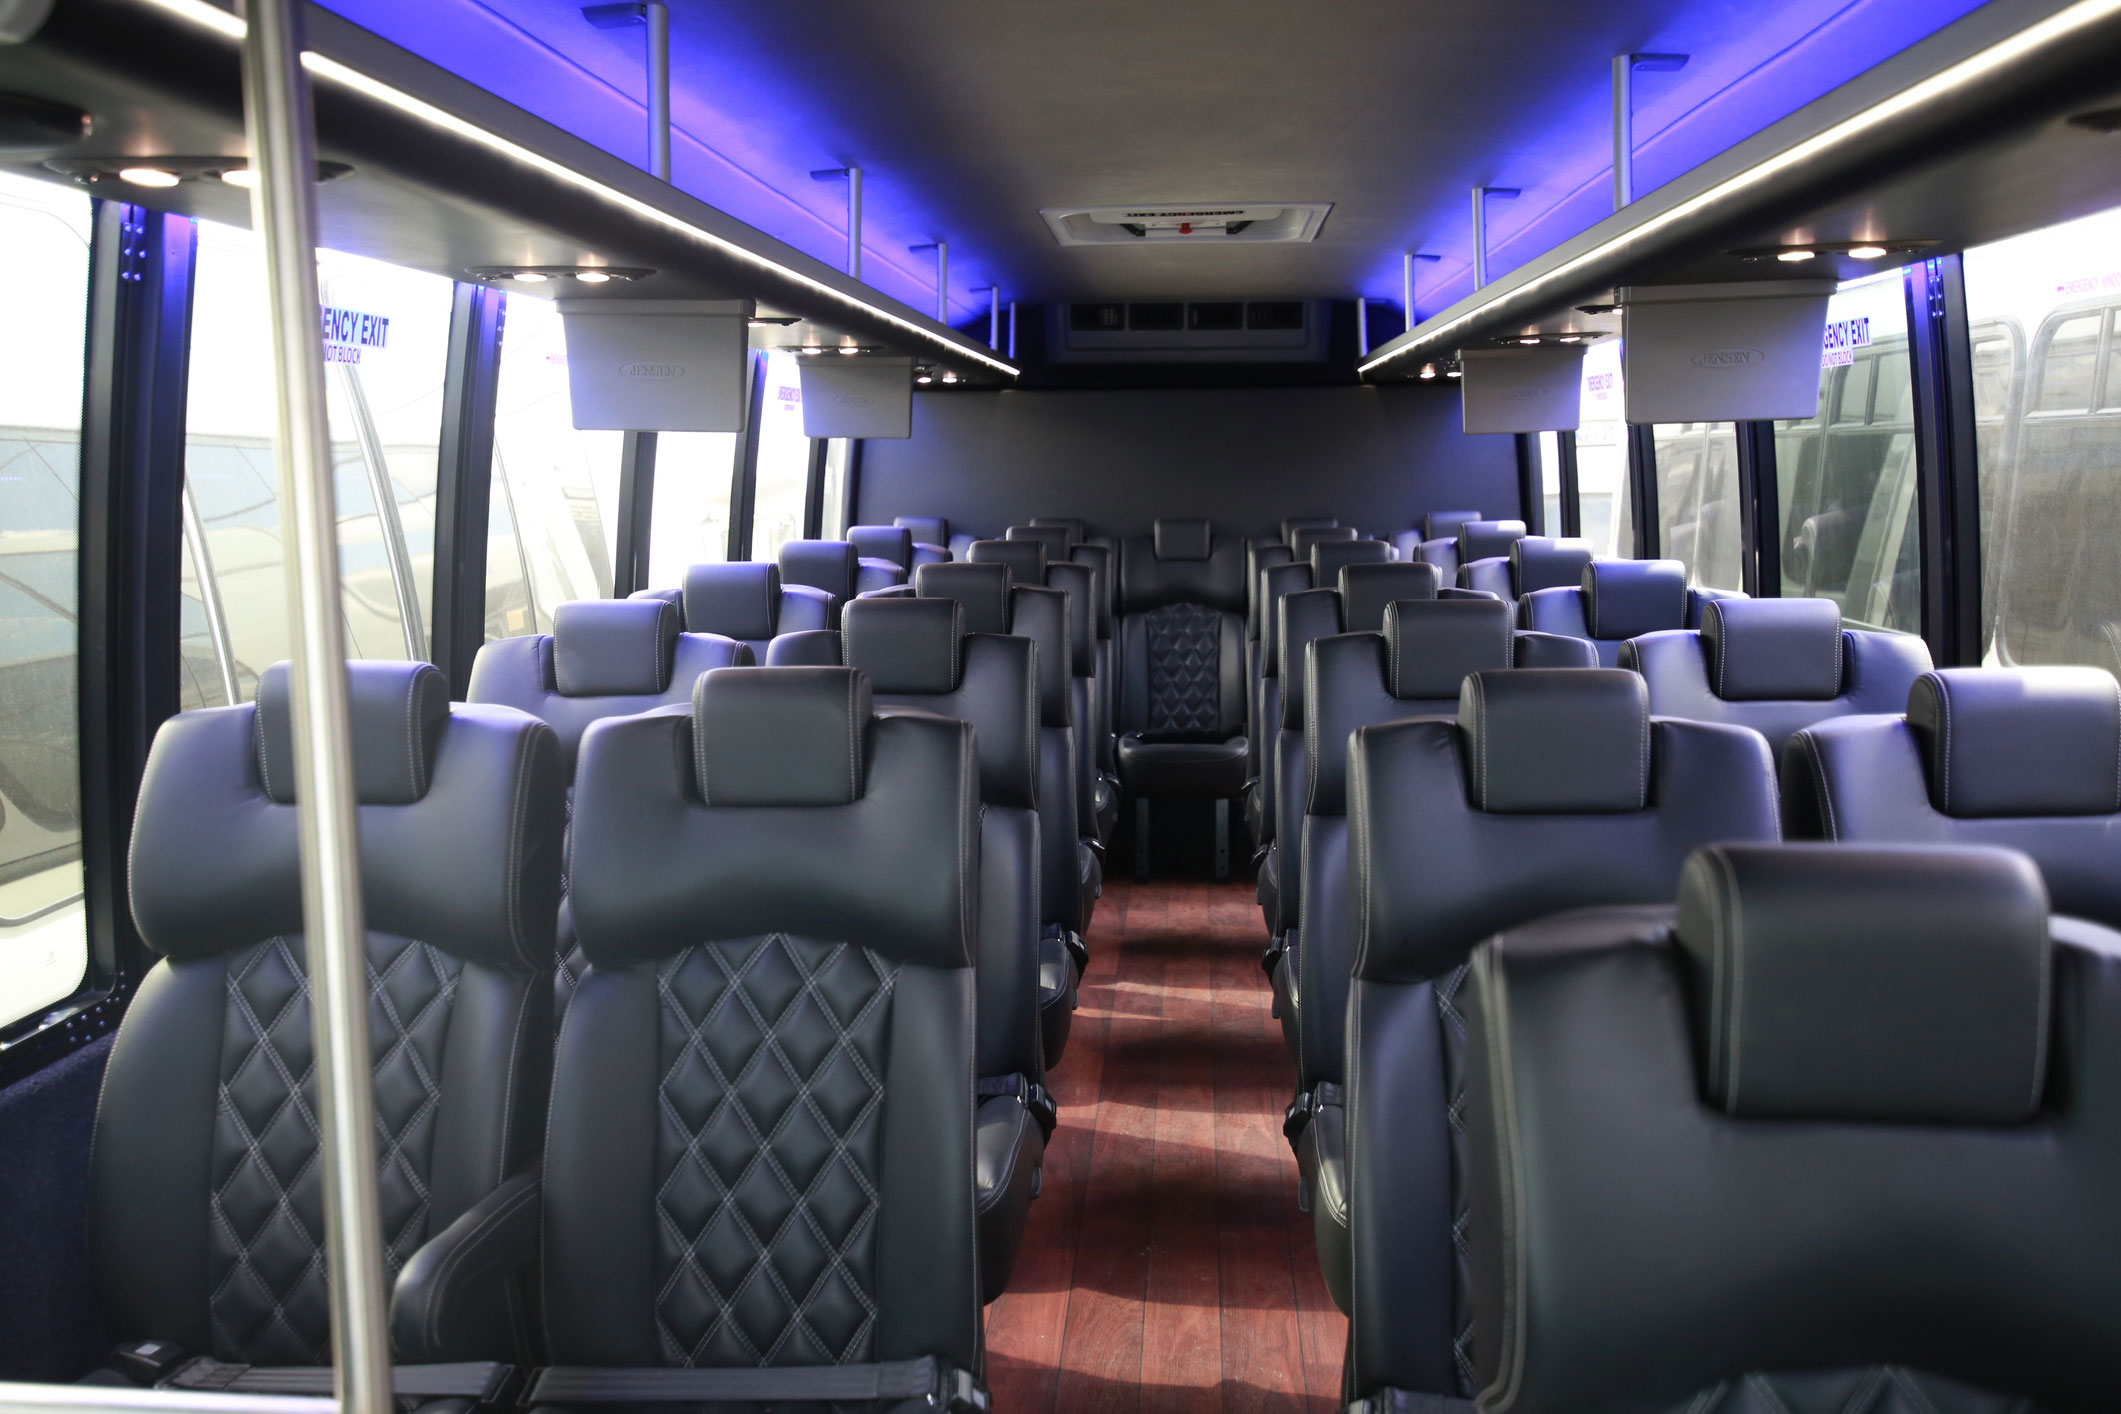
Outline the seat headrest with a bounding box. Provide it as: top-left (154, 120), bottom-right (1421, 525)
top-left (693, 666), bottom-right (871, 807)
top-left (1070, 542), bottom-right (1115, 637)
top-left (256, 660), bottom-right (450, 806)
top-left (549, 598), bottom-right (681, 698)
top-left (843, 596), bottom-right (963, 694)
top-left (1260, 561), bottom-right (1315, 676)
top-left (1007, 523), bottom-right (1075, 555)
top-left (1908, 667), bottom-right (2121, 819)
top-left (1423, 509), bottom-right (1482, 541)
top-left (1385, 598), bottom-right (1512, 700)
top-left (914, 560), bottom-right (1012, 634)
top-left (1510, 629), bottom-right (1599, 669)
top-left (1154, 517), bottom-right (1214, 561)
top-left (1010, 583), bottom-right (1073, 728)
top-left (1046, 560), bottom-right (1100, 675)
top-left (778, 538), bottom-right (859, 600)
top-left (1583, 558), bottom-right (1688, 639)
top-left (1281, 515), bottom-right (1339, 544)
top-left (1028, 516), bottom-right (1087, 543)
top-left (1341, 561), bottom-right (1441, 632)
top-left (1279, 588), bottom-right (1346, 727)
top-left (1459, 668), bottom-right (1650, 813)
top-left (967, 537), bottom-right (1047, 586)
top-left (1510, 537), bottom-right (1595, 596)
top-left (1456, 518), bottom-right (1527, 564)
top-left (1702, 596), bottom-right (1844, 701)
top-left (1676, 843), bottom-right (2052, 1123)
top-left (893, 515), bottom-right (949, 547)
top-left (1290, 524), bottom-right (1358, 559)
top-left (683, 562), bottom-right (780, 641)
top-left (1311, 539), bottom-right (1393, 588)
top-left (847, 524), bottom-right (914, 569)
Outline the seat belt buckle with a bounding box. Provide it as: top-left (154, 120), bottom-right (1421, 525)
top-left (1260, 930), bottom-right (1288, 979)
top-left (1061, 929), bottom-right (1089, 974)
top-left (1282, 1088), bottom-right (1314, 1147)
top-left (934, 1365), bottom-right (990, 1412)
top-left (105, 1339), bottom-right (190, 1387)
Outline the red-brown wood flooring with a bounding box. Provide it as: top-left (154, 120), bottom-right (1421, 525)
top-left (985, 878), bottom-right (1347, 1412)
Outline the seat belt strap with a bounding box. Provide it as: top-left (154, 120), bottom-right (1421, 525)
top-left (527, 1357), bottom-right (988, 1410)
top-left (161, 1359), bottom-right (512, 1401)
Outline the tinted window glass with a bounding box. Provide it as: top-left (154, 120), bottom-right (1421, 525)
top-left (818, 438), bottom-right (852, 540)
top-left (486, 292), bottom-right (622, 637)
top-left (642, 431), bottom-right (737, 591)
top-left (1575, 339), bottom-right (1631, 558)
top-left (749, 351), bottom-right (811, 561)
top-left (0, 174), bottom-right (90, 1030)
top-left (1652, 421), bottom-right (1741, 590)
top-left (182, 220), bottom-right (451, 697)
top-left (1773, 271), bottom-right (1920, 633)
top-left (1965, 203), bottom-right (2121, 674)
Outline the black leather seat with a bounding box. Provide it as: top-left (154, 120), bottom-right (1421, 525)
top-left (778, 538), bottom-right (867, 616)
top-left (841, 598), bottom-right (1053, 1299)
top-left (467, 598), bottom-right (753, 1021)
top-left (915, 561), bottom-right (1089, 1067)
top-left (1333, 669), bottom-right (1778, 1349)
top-left (1013, 525), bottom-right (1122, 824)
top-left (633, 561), bottom-right (832, 658)
top-left (849, 523), bottom-right (929, 576)
top-left (1457, 534), bottom-right (1593, 608)
top-left (1116, 518), bottom-right (1249, 880)
top-left (1625, 595), bottom-right (1933, 756)
top-left (552, 666), bottom-right (987, 1409)
top-left (1519, 557), bottom-right (1745, 666)
top-left (1784, 666), bottom-right (2121, 926)
top-left (1271, 596), bottom-right (1595, 1085)
top-left (1392, 509), bottom-right (1483, 568)
top-left (1426, 842), bottom-right (2121, 1413)
top-left (890, 515), bottom-right (955, 565)
top-left (1246, 558), bottom-right (1313, 888)
top-left (1408, 515), bottom-right (1522, 581)
top-left (107, 660), bottom-right (564, 1382)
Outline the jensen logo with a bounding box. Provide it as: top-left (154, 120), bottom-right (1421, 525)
top-left (834, 393), bottom-right (877, 408)
top-left (1691, 348), bottom-right (1765, 369)
top-left (620, 361), bottom-right (684, 380)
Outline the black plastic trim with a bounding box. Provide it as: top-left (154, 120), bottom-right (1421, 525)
top-left (431, 281), bottom-right (503, 695)
top-left (1906, 255), bottom-right (1984, 666)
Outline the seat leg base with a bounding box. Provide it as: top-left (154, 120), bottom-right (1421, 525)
top-left (1213, 798), bottom-right (1230, 882)
top-left (1133, 797), bottom-right (1151, 882)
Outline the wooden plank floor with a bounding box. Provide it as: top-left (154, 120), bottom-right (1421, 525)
top-left (985, 878), bottom-right (1347, 1412)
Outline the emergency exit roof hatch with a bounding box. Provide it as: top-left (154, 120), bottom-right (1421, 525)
top-left (1040, 202), bottom-right (1332, 246)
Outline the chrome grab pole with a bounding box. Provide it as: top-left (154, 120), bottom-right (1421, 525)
top-left (239, 2), bottom-right (393, 1413)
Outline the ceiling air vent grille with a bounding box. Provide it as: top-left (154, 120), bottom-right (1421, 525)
top-left (1052, 299), bottom-right (1326, 363)
top-left (1040, 202), bottom-right (1332, 247)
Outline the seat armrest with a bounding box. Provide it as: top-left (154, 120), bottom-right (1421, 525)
top-left (390, 1169), bottom-right (541, 1363)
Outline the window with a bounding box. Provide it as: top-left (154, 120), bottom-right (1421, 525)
top-left (0, 174), bottom-right (91, 1031)
top-left (1772, 270), bottom-right (1920, 633)
top-left (1535, 432), bottom-right (1562, 534)
top-left (1575, 339), bottom-right (1632, 558)
top-left (642, 431), bottom-right (738, 591)
top-left (1965, 201), bottom-right (2121, 674)
top-left (818, 439), bottom-right (853, 540)
top-left (749, 350), bottom-right (812, 560)
top-left (486, 292), bottom-right (623, 637)
top-left (181, 220), bottom-right (454, 704)
top-left (1652, 421), bottom-right (1742, 590)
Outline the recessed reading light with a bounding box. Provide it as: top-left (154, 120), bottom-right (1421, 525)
top-left (916, 373), bottom-right (934, 384)
top-left (217, 166), bottom-right (257, 188)
top-left (837, 346), bottom-right (859, 355)
top-left (941, 371), bottom-right (959, 383)
top-left (1848, 245), bottom-right (1889, 260)
top-left (1517, 336), bottom-right (1540, 345)
top-left (512, 271), bottom-right (548, 283)
top-left (799, 345), bottom-right (824, 355)
top-left (118, 167), bottom-right (181, 188)
top-left (573, 270), bottom-right (612, 284)
top-left (1777, 249), bottom-right (1818, 262)
top-left (1445, 369), bottom-right (1462, 379)
top-left (1419, 365), bottom-right (1437, 380)
top-left (1557, 334), bottom-right (1582, 343)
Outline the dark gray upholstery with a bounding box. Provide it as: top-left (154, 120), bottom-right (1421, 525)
top-left (1309, 538), bottom-right (1394, 588)
top-left (892, 515), bottom-right (949, 548)
top-left (110, 663), bottom-right (562, 1368)
top-left (1458, 536), bottom-right (1592, 604)
top-left (778, 539), bottom-right (860, 615)
top-left (844, 596), bottom-right (962, 694)
top-left (1342, 676), bottom-right (1778, 1386)
top-left (1625, 597), bottom-right (1933, 755)
top-left (1006, 523), bottom-right (1074, 557)
top-left (1785, 667), bottom-right (2121, 928)
top-left (694, 666), bottom-right (872, 809)
top-left (1282, 516), bottom-right (1340, 543)
top-left (1460, 669), bottom-right (1652, 815)
top-left (1441, 845), bottom-right (2121, 1413)
top-left (254, 659), bottom-right (449, 808)
top-left (763, 629), bottom-right (842, 666)
top-left (966, 537), bottom-right (1047, 587)
top-left (1248, 560), bottom-right (1314, 871)
top-left (914, 561), bottom-right (1010, 634)
top-left (547, 599), bottom-right (679, 697)
top-left (1117, 520), bottom-right (1248, 804)
top-left (1456, 519), bottom-right (1527, 565)
top-left (1290, 524), bottom-right (1359, 560)
top-left (1519, 559), bottom-right (1734, 666)
top-left (1341, 561), bottom-right (1441, 632)
top-left (639, 561), bottom-right (835, 656)
top-left (1675, 843), bottom-right (2051, 1124)
top-left (848, 524), bottom-right (915, 571)
top-left (554, 669), bottom-right (983, 1387)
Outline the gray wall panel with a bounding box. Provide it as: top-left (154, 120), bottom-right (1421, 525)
top-left (855, 386), bottom-right (1518, 541)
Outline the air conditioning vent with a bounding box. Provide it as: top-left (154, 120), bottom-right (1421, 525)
top-left (1040, 202), bottom-right (1332, 247)
top-left (1052, 298), bottom-right (1327, 363)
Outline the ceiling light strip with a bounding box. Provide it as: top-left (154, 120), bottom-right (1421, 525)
top-left (1358, 0), bottom-right (2121, 377)
top-left (133, 0), bottom-right (1017, 377)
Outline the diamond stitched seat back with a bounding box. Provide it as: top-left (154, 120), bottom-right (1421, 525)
top-left (654, 934), bottom-right (896, 1368)
top-left (210, 933), bottom-right (463, 1362)
top-left (1144, 602), bottom-right (1227, 736)
top-left (1672, 1369), bottom-right (2046, 1413)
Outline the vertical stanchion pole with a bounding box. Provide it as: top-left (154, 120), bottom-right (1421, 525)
top-left (810, 166), bottom-right (863, 278)
top-left (239, 2), bottom-right (391, 1412)
top-left (1008, 300), bottom-right (1018, 360)
top-left (1355, 296), bottom-right (1369, 357)
top-left (1471, 187), bottom-right (1519, 291)
top-left (645, 0), bottom-right (669, 180)
top-left (1612, 54), bottom-right (1633, 210)
top-left (911, 241), bottom-right (948, 323)
top-left (1404, 251), bottom-right (1438, 331)
top-left (983, 286), bottom-right (1000, 349)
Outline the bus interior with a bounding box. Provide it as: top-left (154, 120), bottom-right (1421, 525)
top-left (3, 0), bottom-right (2121, 1410)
